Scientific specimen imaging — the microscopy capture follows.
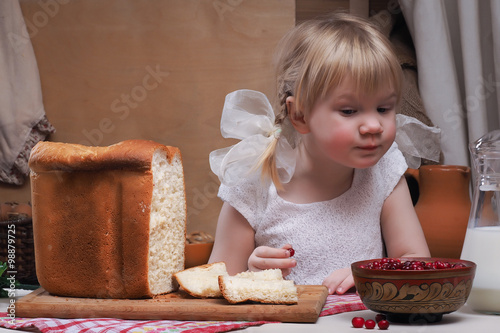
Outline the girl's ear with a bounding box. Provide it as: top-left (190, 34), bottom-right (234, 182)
top-left (286, 96), bottom-right (310, 134)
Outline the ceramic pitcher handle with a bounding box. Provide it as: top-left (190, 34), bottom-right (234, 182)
top-left (404, 168), bottom-right (420, 206)
top-left (405, 168), bottom-right (420, 183)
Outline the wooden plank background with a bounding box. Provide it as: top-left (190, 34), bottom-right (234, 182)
top-left (7, 0), bottom-right (295, 236)
top-left (2, 0), bottom-right (393, 236)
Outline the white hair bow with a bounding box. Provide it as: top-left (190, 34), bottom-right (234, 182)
top-left (209, 90), bottom-right (442, 187)
top-left (395, 114), bottom-right (441, 169)
top-left (209, 90), bottom-right (296, 186)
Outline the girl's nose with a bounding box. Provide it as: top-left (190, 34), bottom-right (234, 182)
top-left (359, 115), bottom-right (383, 135)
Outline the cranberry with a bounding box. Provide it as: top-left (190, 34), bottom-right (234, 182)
top-left (425, 262), bottom-right (436, 270)
top-left (375, 313), bottom-right (386, 322)
top-left (434, 260), bottom-right (445, 269)
top-left (352, 316), bottom-right (365, 328)
top-left (363, 258), bottom-right (467, 271)
top-left (287, 248), bottom-right (295, 257)
top-left (410, 263), bottom-right (420, 270)
top-left (364, 319), bottom-right (376, 329)
top-left (390, 262), bottom-right (402, 270)
top-left (378, 320), bottom-right (390, 330)
top-left (411, 260), bottom-right (425, 268)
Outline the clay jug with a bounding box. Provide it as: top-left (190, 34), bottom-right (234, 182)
top-left (405, 165), bottom-right (471, 259)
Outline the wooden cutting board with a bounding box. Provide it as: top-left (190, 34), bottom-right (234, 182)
top-left (16, 285), bottom-right (328, 323)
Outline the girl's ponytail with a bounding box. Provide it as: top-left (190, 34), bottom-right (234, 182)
top-left (256, 87), bottom-right (291, 190)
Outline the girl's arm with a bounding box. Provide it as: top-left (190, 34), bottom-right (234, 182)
top-left (208, 202), bottom-right (256, 275)
top-left (208, 202), bottom-right (296, 276)
top-left (323, 176), bottom-right (430, 295)
top-left (381, 176), bottom-right (431, 258)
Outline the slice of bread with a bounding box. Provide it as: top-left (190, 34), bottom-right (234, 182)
top-left (174, 262), bottom-right (228, 298)
top-left (218, 269), bottom-right (298, 304)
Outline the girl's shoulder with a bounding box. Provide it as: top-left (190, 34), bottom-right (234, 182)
top-left (377, 142), bottom-right (407, 173)
top-left (219, 173), bottom-right (269, 198)
top-left (217, 173), bottom-right (272, 221)
top-left (361, 143), bottom-right (407, 197)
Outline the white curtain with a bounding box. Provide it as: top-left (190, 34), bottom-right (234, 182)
top-left (400, 0), bottom-right (500, 166)
top-left (0, 0), bottom-right (55, 185)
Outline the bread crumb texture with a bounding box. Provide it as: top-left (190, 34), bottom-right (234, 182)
top-left (219, 269), bottom-right (298, 304)
top-left (149, 150), bottom-right (186, 295)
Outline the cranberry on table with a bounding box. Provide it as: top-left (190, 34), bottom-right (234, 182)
top-left (364, 319), bottom-right (376, 329)
top-left (378, 320), bottom-right (390, 330)
top-left (351, 315), bottom-right (390, 330)
top-left (351, 316), bottom-right (365, 328)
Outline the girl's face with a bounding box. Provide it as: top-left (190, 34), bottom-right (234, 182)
top-left (300, 77), bottom-right (398, 169)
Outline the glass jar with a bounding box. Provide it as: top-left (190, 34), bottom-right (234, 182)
top-left (461, 130), bottom-right (500, 314)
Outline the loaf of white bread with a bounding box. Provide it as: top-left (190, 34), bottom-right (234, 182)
top-left (174, 262), bottom-right (298, 304)
top-left (29, 140), bottom-right (186, 298)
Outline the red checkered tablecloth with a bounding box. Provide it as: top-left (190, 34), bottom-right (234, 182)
top-left (0, 293), bottom-right (366, 333)
top-left (319, 292), bottom-right (367, 317)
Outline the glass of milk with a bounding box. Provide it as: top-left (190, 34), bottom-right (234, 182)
top-left (461, 130), bottom-right (500, 315)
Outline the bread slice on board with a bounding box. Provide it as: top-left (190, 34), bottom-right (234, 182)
top-left (174, 262), bottom-right (228, 298)
top-left (219, 269), bottom-right (298, 304)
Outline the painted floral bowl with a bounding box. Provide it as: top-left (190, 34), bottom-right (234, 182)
top-left (351, 257), bottom-right (476, 323)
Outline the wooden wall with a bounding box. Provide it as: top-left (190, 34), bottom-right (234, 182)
top-left (2, 0), bottom-right (294, 236)
top-left (1, 0), bottom-right (393, 236)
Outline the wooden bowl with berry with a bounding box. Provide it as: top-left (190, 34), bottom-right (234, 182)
top-left (351, 257), bottom-right (476, 324)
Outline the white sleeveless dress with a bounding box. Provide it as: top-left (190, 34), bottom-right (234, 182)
top-left (218, 143), bottom-right (408, 285)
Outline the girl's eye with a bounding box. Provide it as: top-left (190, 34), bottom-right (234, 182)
top-left (377, 107), bottom-right (391, 113)
top-left (341, 109), bottom-right (356, 115)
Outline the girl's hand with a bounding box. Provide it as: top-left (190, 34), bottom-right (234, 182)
top-left (248, 244), bottom-right (297, 278)
top-left (322, 267), bottom-right (354, 295)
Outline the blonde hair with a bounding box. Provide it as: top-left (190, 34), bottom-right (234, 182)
top-left (259, 12), bottom-right (403, 189)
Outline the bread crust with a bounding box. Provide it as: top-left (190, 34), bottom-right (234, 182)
top-left (29, 140), bottom-right (181, 172)
top-left (29, 140), bottom-right (183, 299)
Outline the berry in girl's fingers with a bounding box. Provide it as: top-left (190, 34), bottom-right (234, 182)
top-left (364, 319), bottom-right (376, 329)
top-left (287, 248), bottom-right (295, 257)
top-left (351, 317), bottom-right (364, 328)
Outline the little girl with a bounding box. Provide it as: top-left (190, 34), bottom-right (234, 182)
top-left (208, 13), bottom-right (431, 295)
